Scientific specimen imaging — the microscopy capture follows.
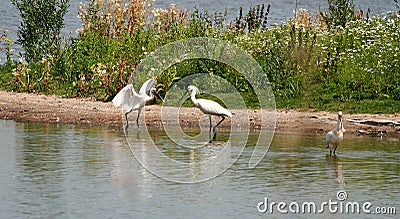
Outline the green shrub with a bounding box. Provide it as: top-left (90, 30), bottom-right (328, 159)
top-left (11, 0), bottom-right (70, 63)
top-left (1, 0), bottom-right (399, 113)
top-left (319, 0), bottom-right (360, 29)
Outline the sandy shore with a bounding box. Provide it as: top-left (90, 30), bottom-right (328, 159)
top-left (0, 90), bottom-right (399, 137)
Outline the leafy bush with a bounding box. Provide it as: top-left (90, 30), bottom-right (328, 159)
top-left (1, 0), bottom-right (400, 113)
top-left (319, 0), bottom-right (360, 28)
top-left (11, 0), bottom-right (70, 63)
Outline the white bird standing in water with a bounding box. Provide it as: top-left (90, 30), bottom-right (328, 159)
top-left (180, 85), bottom-right (232, 139)
top-left (326, 111), bottom-right (346, 155)
top-left (112, 78), bottom-right (164, 131)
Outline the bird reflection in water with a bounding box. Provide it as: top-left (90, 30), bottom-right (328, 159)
top-left (326, 155), bottom-right (344, 184)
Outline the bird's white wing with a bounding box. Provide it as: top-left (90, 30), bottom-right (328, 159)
top-left (198, 99), bottom-right (232, 117)
top-left (112, 84), bottom-right (139, 108)
top-left (326, 131), bottom-right (333, 143)
top-left (139, 78), bottom-right (157, 95)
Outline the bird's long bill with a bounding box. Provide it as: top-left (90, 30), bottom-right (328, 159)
top-left (153, 90), bottom-right (165, 102)
top-left (177, 91), bottom-right (188, 106)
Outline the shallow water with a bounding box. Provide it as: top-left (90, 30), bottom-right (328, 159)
top-left (0, 120), bottom-right (398, 218)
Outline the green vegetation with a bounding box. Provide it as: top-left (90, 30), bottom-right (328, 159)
top-left (11, 0), bottom-right (70, 63)
top-left (1, 0), bottom-right (399, 113)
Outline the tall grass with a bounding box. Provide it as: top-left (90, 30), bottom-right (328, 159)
top-left (77, 0), bottom-right (154, 38)
top-left (1, 0), bottom-right (399, 113)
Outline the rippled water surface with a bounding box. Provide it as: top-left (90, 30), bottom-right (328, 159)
top-left (0, 120), bottom-right (398, 218)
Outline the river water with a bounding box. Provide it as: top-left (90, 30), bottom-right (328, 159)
top-left (0, 0), bottom-right (398, 62)
top-left (0, 120), bottom-right (398, 218)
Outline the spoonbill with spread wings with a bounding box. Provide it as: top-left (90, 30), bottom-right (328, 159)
top-left (112, 78), bottom-right (164, 131)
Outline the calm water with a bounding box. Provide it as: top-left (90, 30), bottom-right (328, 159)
top-left (0, 120), bottom-right (398, 218)
top-left (0, 0), bottom-right (398, 62)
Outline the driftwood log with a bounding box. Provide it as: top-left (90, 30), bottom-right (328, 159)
top-left (346, 119), bottom-right (400, 137)
top-left (347, 119), bottom-right (400, 127)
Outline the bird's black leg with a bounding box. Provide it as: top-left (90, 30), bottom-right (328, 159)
top-left (209, 115), bottom-right (212, 133)
top-left (211, 116), bottom-right (226, 139)
top-left (136, 109), bottom-right (141, 128)
top-left (214, 116), bottom-right (226, 131)
top-left (333, 146), bottom-right (337, 155)
top-left (124, 111), bottom-right (131, 131)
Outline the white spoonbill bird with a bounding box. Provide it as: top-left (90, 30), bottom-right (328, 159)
top-left (326, 111), bottom-right (346, 155)
top-left (181, 85), bottom-right (232, 139)
top-left (112, 78), bottom-right (164, 131)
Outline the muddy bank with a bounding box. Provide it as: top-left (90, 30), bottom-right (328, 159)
top-left (0, 91), bottom-right (399, 137)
